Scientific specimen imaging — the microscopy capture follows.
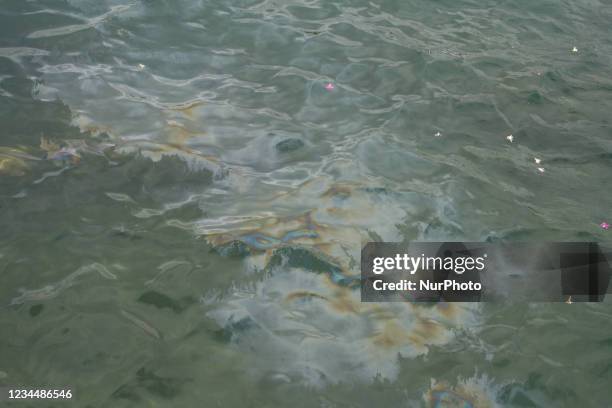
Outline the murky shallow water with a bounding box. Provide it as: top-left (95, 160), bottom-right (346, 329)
top-left (1, 0), bottom-right (612, 406)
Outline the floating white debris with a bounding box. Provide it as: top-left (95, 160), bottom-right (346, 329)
top-left (534, 157), bottom-right (541, 164)
top-left (537, 167), bottom-right (545, 173)
top-left (506, 134), bottom-right (514, 143)
top-left (572, 46), bottom-right (578, 53)
top-left (434, 131), bottom-right (441, 137)
top-left (137, 63), bottom-right (146, 70)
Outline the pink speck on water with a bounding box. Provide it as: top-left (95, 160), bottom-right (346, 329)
top-left (600, 222), bottom-right (610, 230)
top-left (325, 83), bottom-right (335, 91)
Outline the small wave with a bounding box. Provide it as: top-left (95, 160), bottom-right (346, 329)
top-left (26, 4), bottom-right (133, 39)
top-left (10, 263), bottom-right (117, 306)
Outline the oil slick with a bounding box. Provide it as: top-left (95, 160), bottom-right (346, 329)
top-left (424, 375), bottom-right (502, 408)
top-left (206, 266), bottom-right (479, 387)
top-left (40, 137), bottom-right (81, 165)
top-left (69, 112), bottom-right (227, 179)
top-left (202, 178), bottom-right (482, 387)
top-left (0, 146), bottom-right (40, 176)
top-left (0, 152), bottom-right (30, 176)
top-left (0, 137), bottom-right (117, 177)
top-left (41, 136), bottom-right (116, 163)
top-left (28, 58), bottom-right (485, 388)
top-left (202, 178), bottom-right (411, 275)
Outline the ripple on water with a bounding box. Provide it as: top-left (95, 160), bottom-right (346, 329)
top-left (5, 0), bottom-right (611, 400)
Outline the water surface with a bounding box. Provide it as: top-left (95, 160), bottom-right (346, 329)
top-left (1, 0), bottom-right (612, 406)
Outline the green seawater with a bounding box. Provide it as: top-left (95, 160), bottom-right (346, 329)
top-left (1, 0), bottom-right (612, 406)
